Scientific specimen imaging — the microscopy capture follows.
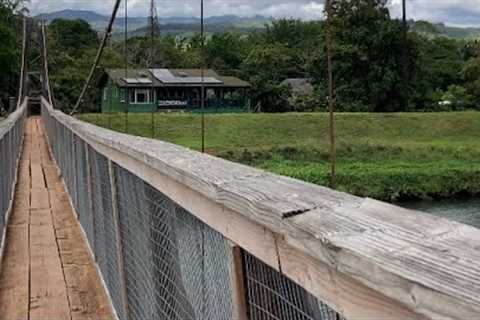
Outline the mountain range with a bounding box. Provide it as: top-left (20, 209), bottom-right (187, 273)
top-left (410, 21), bottom-right (480, 40)
top-left (36, 9), bottom-right (480, 40)
top-left (35, 9), bottom-right (272, 33)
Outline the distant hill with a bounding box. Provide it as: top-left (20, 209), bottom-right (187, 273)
top-left (410, 20), bottom-right (480, 40)
top-left (39, 10), bottom-right (480, 41)
top-left (35, 9), bottom-right (272, 34)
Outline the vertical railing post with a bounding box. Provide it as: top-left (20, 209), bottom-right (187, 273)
top-left (72, 134), bottom-right (79, 219)
top-left (84, 142), bottom-right (96, 259)
top-left (108, 160), bottom-right (130, 320)
top-left (228, 242), bottom-right (248, 320)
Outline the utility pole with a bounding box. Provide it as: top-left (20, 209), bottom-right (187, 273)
top-left (325, 0), bottom-right (336, 189)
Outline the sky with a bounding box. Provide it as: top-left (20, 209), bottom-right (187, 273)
top-left (28, 0), bottom-right (480, 27)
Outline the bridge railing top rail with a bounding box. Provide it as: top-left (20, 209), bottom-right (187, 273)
top-left (0, 99), bottom-right (27, 141)
top-left (42, 97), bottom-right (480, 320)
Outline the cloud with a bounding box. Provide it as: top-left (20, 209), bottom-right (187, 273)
top-left (29, 0), bottom-right (326, 19)
top-left (388, 0), bottom-right (480, 27)
top-left (28, 0), bottom-right (480, 27)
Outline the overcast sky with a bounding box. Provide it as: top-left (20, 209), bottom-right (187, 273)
top-left (28, 0), bottom-right (480, 27)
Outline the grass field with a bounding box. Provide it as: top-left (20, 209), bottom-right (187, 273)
top-left (79, 112), bottom-right (480, 201)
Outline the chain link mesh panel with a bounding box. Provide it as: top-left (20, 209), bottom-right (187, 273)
top-left (0, 109), bottom-right (25, 242)
top-left (42, 104), bottom-right (345, 320)
top-left (243, 251), bottom-right (342, 320)
top-left (89, 147), bottom-right (126, 320)
top-left (114, 165), bottom-right (235, 320)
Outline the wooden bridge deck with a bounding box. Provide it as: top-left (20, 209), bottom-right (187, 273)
top-left (0, 117), bottom-right (113, 320)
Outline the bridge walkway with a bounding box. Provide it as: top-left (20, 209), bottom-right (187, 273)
top-left (0, 116), bottom-right (113, 319)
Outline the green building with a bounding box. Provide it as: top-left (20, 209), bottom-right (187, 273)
top-left (101, 68), bottom-right (251, 113)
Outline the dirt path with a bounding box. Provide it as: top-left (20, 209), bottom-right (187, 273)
top-left (0, 116), bottom-right (113, 320)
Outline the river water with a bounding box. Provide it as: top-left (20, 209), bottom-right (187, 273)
top-left (400, 198), bottom-right (480, 229)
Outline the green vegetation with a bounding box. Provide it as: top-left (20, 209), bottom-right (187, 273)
top-left (79, 112), bottom-right (480, 201)
top-left (410, 21), bottom-right (480, 40)
top-left (0, 0), bottom-right (26, 113)
top-left (47, 0), bottom-right (480, 114)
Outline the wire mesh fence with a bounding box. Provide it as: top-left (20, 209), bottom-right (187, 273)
top-left (243, 251), bottom-right (342, 320)
top-left (42, 102), bottom-right (343, 320)
top-left (0, 105), bottom-right (26, 244)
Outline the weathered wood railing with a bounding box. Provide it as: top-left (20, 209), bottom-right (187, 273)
top-left (41, 97), bottom-right (480, 320)
top-left (0, 99), bottom-right (27, 263)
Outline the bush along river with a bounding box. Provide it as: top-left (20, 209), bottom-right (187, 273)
top-left (399, 198), bottom-right (480, 229)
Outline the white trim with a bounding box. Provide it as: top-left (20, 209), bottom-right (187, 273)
top-left (130, 88), bottom-right (152, 105)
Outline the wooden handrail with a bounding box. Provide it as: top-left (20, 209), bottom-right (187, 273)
top-left (0, 99), bottom-right (27, 140)
top-left (41, 98), bottom-right (480, 320)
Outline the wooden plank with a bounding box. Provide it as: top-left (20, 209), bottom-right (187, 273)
top-left (30, 188), bottom-right (50, 210)
top-left (278, 236), bottom-right (424, 320)
top-left (0, 224), bottom-right (30, 319)
top-left (108, 160), bottom-right (130, 320)
top-left (29, 210), bottom-right (71, 320)
top-left (31, 163), bottom-right (45, 189)
top-left (228, 244), bottom-right (248, 320)
top-left (51, 196), bottom-right (112, 320)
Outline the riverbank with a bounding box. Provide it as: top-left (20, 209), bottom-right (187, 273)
top-left (79, 112), bottom-right (480, 201)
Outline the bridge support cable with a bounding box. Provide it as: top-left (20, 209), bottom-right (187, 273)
top-left (70, 0), bottom-right (122, 116)
top-left (40, 21), bottom-right (54, 106)
top-left (16, 17), bottom-right (28, 109)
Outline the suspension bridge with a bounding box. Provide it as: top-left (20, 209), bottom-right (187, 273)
top-left (0, 13), bottom-right (479, 320)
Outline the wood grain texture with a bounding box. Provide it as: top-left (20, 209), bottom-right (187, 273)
top-left (43, 98), bottom-right (480, 320)
top-left (29, 210), bottom-right (71, 320)
top-left (0, 116), bottom-right (114, 320)
top-left (229, 245), bottom-right (248, 320)
top-left (0, 224), bottom-right (29, 319)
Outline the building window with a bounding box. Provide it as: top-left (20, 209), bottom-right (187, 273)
top-left (103, 88), bottom-right (108, 101)
top-left (129, 89), bottom-right (152, 104)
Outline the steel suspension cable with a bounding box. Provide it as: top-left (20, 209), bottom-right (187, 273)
top-left (17, 17), bottom-right (27, 109)
top-left (70, 0), bottom-right (122, 115)
top-left (41, 21), bottom-right (54, 106)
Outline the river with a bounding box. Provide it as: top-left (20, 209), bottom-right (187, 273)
top-left (400, 198), bottom-right (480, 229)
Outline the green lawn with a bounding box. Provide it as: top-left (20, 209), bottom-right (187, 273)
top-left (79, 112), bottom-right (480, 201)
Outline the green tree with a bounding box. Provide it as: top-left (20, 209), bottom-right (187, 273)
top-left (205, 32), bottom-right (247, 72)
top-left (327, 0), bottom-right (417, 112)
top-left (0, 1), bottom-right (19, 111)
top-left (48, 19), bottom-right (98, 56)
top-left (47, 19), bottom-right (123, 111)
top-left (242, 45), bottom-right (294, 112)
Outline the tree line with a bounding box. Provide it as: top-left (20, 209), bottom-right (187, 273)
top-left (3, 0), bottom-right (480, 113)
top-left (0, 0), bottom-right (27, 114)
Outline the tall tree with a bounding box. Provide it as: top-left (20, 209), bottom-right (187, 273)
top-left (330, 0), bottom-right (417, 111)
top-left (0, 1), bottom-right (20, 112)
